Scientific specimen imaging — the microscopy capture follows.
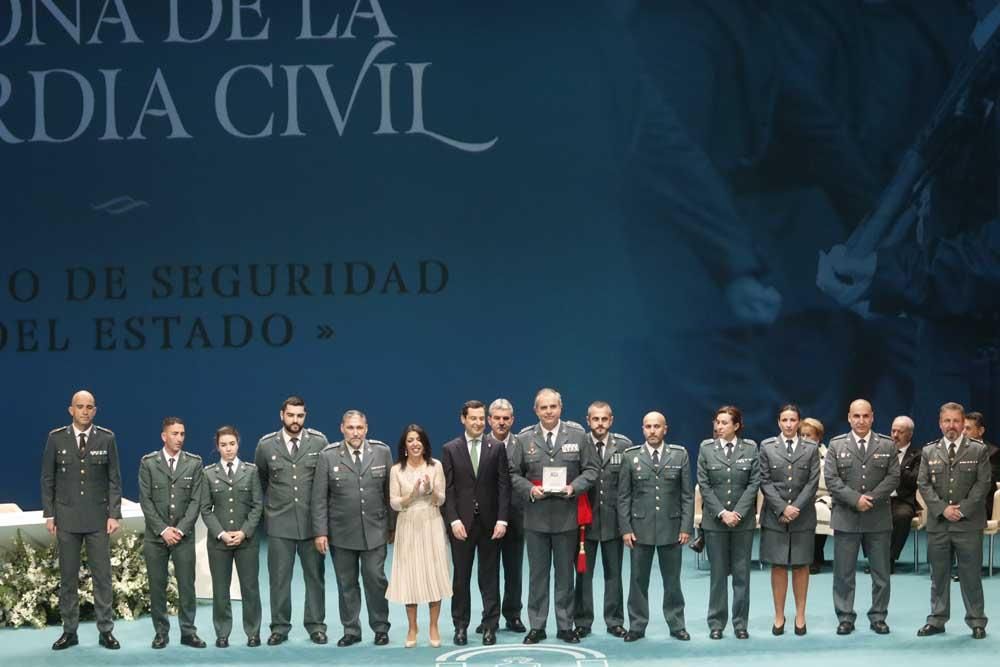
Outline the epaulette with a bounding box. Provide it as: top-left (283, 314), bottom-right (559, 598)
top-left (875, 432), bottom-right (890, 441)
top-left (667, 444), bottom-right (686, 452)
top-left (242, 461), bottom-right (256, 467)
top-left (518, 425), bottom-right (534, 434)
top-left (624, 444), bottom-right (642, 452)
top-left (830, 433), bottom-right (849, 442)
top-left (612, 433), bottom-right (634, 446)
top-left (259, 430), bottom-right (280, 443)
top-left (969, 437), bottom-right (985, 445)
top-left (306, 427), bottom-right (326, 438)
top-left (800, 437), bottom-right (818, 446)
top-left (742, 438), bottom-right (758, 447)
top-left (142, 451), bottom-right (160, 460)
top-left (925, 439), bottom-right (940, 447)
top-left (760, 436), bottom-right (778, 446)
top-left (323, 442), bottom-right (341, 451)
top-left (206, 462), bottom-right (220, 470)
top-left (95, 425), bottom-right (114, 435)
top-left (564, 420), bottom-right (585, 431)
top-left (182, 451), bottom-right (202, 460)
top-left (49, 425), bottom-right (68, 434)
top-left (368, 439), bottom-right (389, 448)
top-left (699, 438), bottom-right (715, 447)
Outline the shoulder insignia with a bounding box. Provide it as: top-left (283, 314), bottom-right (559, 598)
top-left (206, 462), bottom-right (219, 471)
top-left (742, 438), bottom-right (758, 447)
top-left (760, 436), bottom-right (777, 445)
top-left (242, 462), bottom-right (256, 468)
top-left (969, 437), bottom-right (985, 444)
top-left (800, 437), bottom-right (817, 445)
top-left (564, 420), bottom-right (584, 431)
top-left (517, 425), bottom-right (534, 434)
top-left (322, 442), bottom-right (339, 452)
top-left (698, 438), bottom-right (715, 447)
top-left (306, 427), bottom-right (326, 438)
top-left (612, 433), bottom-right (634, 446)
top-left (924, 439), bottom-right (940, 447)
top-left (142, 451), bottom-right (160, 460)
top-left (49, 425), bottom-right (68, 435)
top-left (667, 444), bottom-right (686, 451)
top-left (830, 434), bottom-right (849, 442)
top-left (368, 439), bottom-right (389, 448)
top-left (182, 451), bottom-right (202, 460)
top-left (624, 444), bottom-right (642, 452)
top-left (94, 425), bottom-right (114, 435)
top-left (259, 430), bottom-right (280, 443)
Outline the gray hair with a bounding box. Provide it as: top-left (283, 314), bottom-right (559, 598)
top-left (342, 409), bottom-right (367, 423)
top-left (489, 398), bottom-right (514, 414)
top-left (534, 387), bottom-right (563, 407)
top-left (892, 415), bottom-right (915, 432)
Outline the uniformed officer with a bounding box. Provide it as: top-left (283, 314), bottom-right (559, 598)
top-left (696, 406), bottom-right (759, 640)
top-left (312, 409), bottom-right (395, 647)
top-left (509, 388), bottom-right (599, 644)
top-left (138, 417), bottom-right (206, 649)
top-left (488, 398), bottom-right (527, 634)
top-left (40, 390), bottom-right (122, 651)
top-left (917, 402), bottom-right (991, 639)
top-left (254, 396), bottom-right (329, 645)
top-left (201, 425), bottom-right (263, 648)
top-left (574, 401), bottom-right (630, 639)
top-left (825, 399), bottom-right (900, 636)
top-left (618, 411), bottom-right (694, 642)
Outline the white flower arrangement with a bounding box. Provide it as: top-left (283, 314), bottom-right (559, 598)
top-left (0, 530), bottom-right (179, 627)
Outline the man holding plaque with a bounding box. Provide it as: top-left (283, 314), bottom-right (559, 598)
top-left (509, 388), bottom-right (599, 644)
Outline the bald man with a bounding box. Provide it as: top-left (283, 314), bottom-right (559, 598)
top-left (40, 390), bottom-right (123, 651)
top-left (618, 412), bottom-right (694, 642)
top-left (824, 400), bottom-right (899, 636)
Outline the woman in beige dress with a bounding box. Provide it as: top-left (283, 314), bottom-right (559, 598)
top-left (385, 424), bottom-right (452, 647)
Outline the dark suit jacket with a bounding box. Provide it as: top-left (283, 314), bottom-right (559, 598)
top-left (442, 434), bottom-right (511, 530)
top-left (894, 444), bottom-right (921, 511)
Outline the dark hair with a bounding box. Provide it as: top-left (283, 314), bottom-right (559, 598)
top-left (215, 425), bottom-right (240, 445)
top-left (396, 424), bottom-right (434, 467)
top-left (714, 405), bottom-right (743, 433)
top-left (162, 416), bottom-right (184, 431)
top-left (281, 395), bottom-right (306, 412)
top-left (461, 400), bottom-right (486, 418)
top-left (777, 404), bottom-right (801, 420)
top-left (966, 411), bottom-right (985, 429)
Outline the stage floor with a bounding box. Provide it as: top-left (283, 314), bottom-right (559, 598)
top-left (4, 534), bottom-right (998, 667)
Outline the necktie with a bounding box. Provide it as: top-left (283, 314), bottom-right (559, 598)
top-left (227, 462), bottom-right (234, 480)
top-left (290, 437), bottom-right (299, 456)
top-left (545, 431), bottom-right (554, 454)
top-left (858, 438), bottom-right (867, 457)
top-left (471, 438), bottom-right (480, 476)
top-left (353, 448), bottom-right (362, 466)
top-left (78, 433), bottom-right (87, 457)
top-left (725, 442), bottom-right (733, 461)
top-left (652, 448), bottom-right (660, 466)
top-left (168, 457), bottom-right (175, 474)
top-left (785, 439), bottom-right (794, 455)
top-left (949, 442), bottom-right (957, 465)
top-left (597, 441), bottom-right (605, 461)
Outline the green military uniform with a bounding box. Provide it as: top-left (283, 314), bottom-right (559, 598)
top-left (311, 439), bottom-right (395, 639)
top-left (138, 449), bottom-right (205, 639)
top-left (509, 420), bottom-right (599, 634)
top-left (574, 432), bottom-right (631, 633)
top-left (696, 437), bottom-right (759, 633)
top-left (201, 459), bottom-right (263, 642)
top-left (254, 427), bottom-right (329, 638)
top-left (40, 424), bottom-right (122, 636)
top-left (918, 436), bottom-right (991, 631)
top-left (617, 443), bottom-right (694, 634)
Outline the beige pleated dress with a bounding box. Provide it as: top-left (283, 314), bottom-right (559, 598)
top-left (385, 459), bottom-right (453, 604)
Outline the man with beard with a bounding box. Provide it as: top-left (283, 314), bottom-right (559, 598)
top-left (254, 396), bottom-right (329, 645)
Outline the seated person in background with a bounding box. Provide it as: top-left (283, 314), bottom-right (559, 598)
top-left (801, 419), bottom-right (828, 575)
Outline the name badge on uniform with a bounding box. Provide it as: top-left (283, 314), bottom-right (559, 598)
top-left (874, 452), bottom-right (890, 459)
top-left (561, 443), bottom-right (579, 453)
top-left (611, 453), bottom-right (621, 465)
top-left (89, 450), bottom-right (107, 455)
top-left (371, 464), bottom-right (386, 472)
top-left (308, 451), bottom-right (319, 456)
top-left (183, 475), bottom-right (193, 480)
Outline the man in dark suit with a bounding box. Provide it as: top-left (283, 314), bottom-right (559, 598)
top-left (40, 390), bottom-right (122, 651)
top-left (889, 416), bottom-right (921, 572)
top-left (963, 412), bottom-right (1000, 518)
top-left (442, 400), bottom-right (512, 646)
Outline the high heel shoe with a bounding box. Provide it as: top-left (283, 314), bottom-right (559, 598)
top-left (794, 623), bottom-right (807, 636)
top-left (772, 622), bottom-right (785, 636)
top-left (429, 627), bottom-right (441, 648)
top-left (405, 639), bottom-right (417, 648)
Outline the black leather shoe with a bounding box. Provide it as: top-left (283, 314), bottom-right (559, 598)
top-left (524, 629), bottom-right (547, 644)
top-left (506, 618), bottom-right (526, 633)
top-left (836, 622), bottom-right (855, 635)
top-left (607, 625), bottom-right (627, 638)
top-left (267, 633), bottom-right (287, 646)
top-left (556, 630), bottom-right (579, 644)
top-left (735, 629), bottom-right (749, 639)
top-left (181, 634), bottom-right (207, 648)
top-left (917, 624), bottom-right (944, 637)
top-left (337, 634), bottom-right (362, 647)
top-left (670, 629), bottom-right (691, 641)
top-left (475, 623), bottom-right (484, 634)
top-left (688, 535), bottom-right (705, 553)
top-left (863, 565), bottom-right (871, 574)
top-left (454, 628), bottom-right (468, 645)
top-left (973, 627), bottom-right (987, 639)
top-left (952, 574), bottom-right (960, 582)
top-left (247, 635), bottom-right (261, 647)
top-left (52, 633), bottom-right (78, 651)
top-left (794, 624), bottom-right (807, 636)
top-left (575, 626), bottom-right (591, 638)
top-left (310, 631), bottom-right (328, 645)
top-left (482, 628), bottom-right (496, 645)
top-left (98, 631), bottom-right (120, 650)
top-left (870, 621), bottom-right (890, 635)
top-left (772, 623), bottom-right (785, 636)
top-left (216, 637), bottom-right (229, 648)
top-left (373, 632), bottom-right (389, 646)
top-left (709, 629), bottom-right (723, 640)
top-left (623, 630), bottom-right (645, 642)
top-left (151, 634), bottom-right (169, 649)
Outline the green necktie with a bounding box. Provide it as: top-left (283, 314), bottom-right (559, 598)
top-left (471, 438), bottom-right (480, 476)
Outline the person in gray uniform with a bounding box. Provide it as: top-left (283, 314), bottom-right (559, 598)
top-left (40, 390), bottom-right (122, 651)
top-left (489, 398), bottom-right (527, 633)
top-left (254, 396), bottom-right (329, 645)
top-left (825, 399), bottom-right (900, 636)
top-left (697, 405), bottom-right (759, 640)
top-left (201, 425), bottom-right (263, 647)
top-left (139, 417), bottom-right (206, 649)
top-left (917, 402), bottom-right (991, 639)
top-left (759, 404), bottom-right (819, 637)
top-left (509, 387), bottom-right (599, 644)
top-left (312, 409), bottom-right (395, 647)
top-left (618, 411), bottom-right (694, 643)
top-left (574, 401), bottom-right (631, 639)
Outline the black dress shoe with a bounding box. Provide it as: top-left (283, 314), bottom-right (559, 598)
top-left (836, 622), bottom-right (854, 635)
top-left (623, 630), bottom-right (645, 642)
top-left (917, 624), bottom-right (944, 637)
top-left (709, 629), bottom-right (723, 640)
top-left (524, 629), bottom-right (547, 644)
top-left (267, 632), bottom-right (287, 646)
top-left (337, 634), bottom-right (362, 647)
top-left (373, 632), bottom-right (389, 645)
top-left (688, 535), bottom-right (705, 553)
top-left (181, 634), bottom-right (207, 648)
top-left (52, 632), bottom-right (79, 651)
top-left (99, 631), bottom-right (120, 650)
top-left (794, 624), bottom-right (807, 636)
top-left (556, 630), bottom-right (579, 644)
top-left (216, 637), bottom-right (229, 648)
top-left (575, 626), bottom-right (591, 638)
top-left (475, 623), bottom-right (484, 634)
top-left (973, 627), bottom-right (987, 639)
top-left (506, 618), bottom-right (526, 633)
top-left (607, 625), bottom-right (627, 638)
top-left (952, 574), bottom-right (960, 582)
top-left (870, 621), bottom-right (890, 635)
top-left (863, 565), bottom-right (871, 574)
top-left (311, 631), bottom-right (328, 644)
top-left (247, 635), bottom-right (261, 647)
top-left (151, 634), bottom-right (169, 649)
top-left (809, 562), bottom-right (821, 575)
top-left (772, 623), bottom-right (785, 636)
top-left (670, 629), bottom-right (691, 641)
top-left (735, 629), bottom-right (749, 639)
top-left (454, 628), bottom-right (468, 645)
top-left (483, 628), bottom-right (496, 645)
